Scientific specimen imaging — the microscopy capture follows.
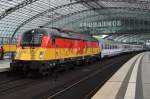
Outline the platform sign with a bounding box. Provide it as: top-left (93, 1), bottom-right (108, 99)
top-left (80, 20), bottom-right (121, 28)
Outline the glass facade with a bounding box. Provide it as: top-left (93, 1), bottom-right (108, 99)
top-left (0, 0), bottom-right (149, 43)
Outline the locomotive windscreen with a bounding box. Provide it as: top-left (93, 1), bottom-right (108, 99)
top-left (22, 29), bottom-right (47, 47)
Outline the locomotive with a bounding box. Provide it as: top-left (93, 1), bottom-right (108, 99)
top-left (10, 28), bottom-right (101, 75)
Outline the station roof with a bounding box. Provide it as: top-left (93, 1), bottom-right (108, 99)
top-left (0, 0), bottom-right (150, 44)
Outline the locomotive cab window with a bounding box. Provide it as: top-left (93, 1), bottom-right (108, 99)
top-left (22, 29), bottom-right (48, 47)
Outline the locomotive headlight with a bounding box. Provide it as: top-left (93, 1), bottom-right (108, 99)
top-left (39, 51), bottom-right (44, 59)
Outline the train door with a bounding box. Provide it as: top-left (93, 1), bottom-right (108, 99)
top-left (52, 36), bottom-right (58, 59)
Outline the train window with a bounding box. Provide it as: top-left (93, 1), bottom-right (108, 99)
top-left (116, 45), bottom-right (117, 49)
top-left (22, 29), bottom-right (48, 47)
top-left (102, 44), bottom-right (104, 49)
top-left (103, 44), bottom-right (105, 49)
top-left (108, 45), bottom-right (110, 49)
top-left (110, 45), bottom-right (112, 49)
top-left (105, 44), bottom-right (108, 49)
top-left (110, 45), bottom-right (111, 49)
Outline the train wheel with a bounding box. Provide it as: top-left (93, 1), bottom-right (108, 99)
top-left (39, 62), bottom-right (54, 76)
top-left (76, 60), bottom-right (80, 66)
top-left (27, 71), bottom-right (34, 77)
top-left (39, 66), bottom-right (49, 76)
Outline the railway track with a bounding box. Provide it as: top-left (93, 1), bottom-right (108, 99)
top-left (46, 54), bottom-right (131, 99)
top-left (0, 76), bottom-right (22, 86)
top-left (0, 52), bottom-right (139, 99)
top-left (34, 53), bottom-right (138, 99)
top-left (0, 78), bottom-right (36, 96)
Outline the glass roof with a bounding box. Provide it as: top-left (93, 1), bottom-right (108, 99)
top-left (0, 0), bottom-right (150, 40)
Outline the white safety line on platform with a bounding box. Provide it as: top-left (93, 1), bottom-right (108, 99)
top-left (124, 53), bottom-right (145, 99)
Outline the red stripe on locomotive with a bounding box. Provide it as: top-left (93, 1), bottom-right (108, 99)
top-left (41, 36), bottom-right (99, 49)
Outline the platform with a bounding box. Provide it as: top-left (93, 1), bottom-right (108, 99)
top-left (92, 51), bottom-right (150, 99)
top-left (0, 59), bottom-right (11, 72)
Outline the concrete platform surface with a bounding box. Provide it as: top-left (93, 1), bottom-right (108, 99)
top-left (0, 59), bottom-right (11, 72)
top-left (92, 52), bottom-right (150, 99)
top-left (141, 52), bottom-right (150, 99)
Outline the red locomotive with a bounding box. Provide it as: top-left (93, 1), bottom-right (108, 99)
top-left (10, 28), bottom-right (101, 75)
